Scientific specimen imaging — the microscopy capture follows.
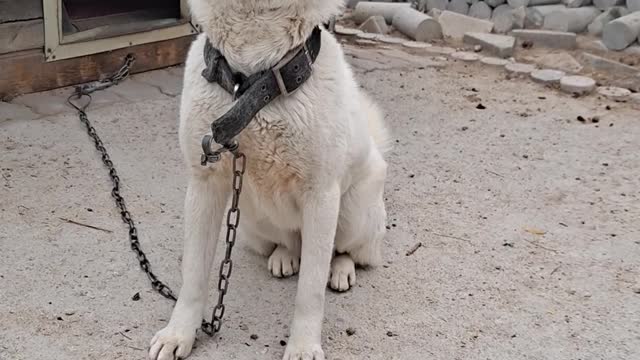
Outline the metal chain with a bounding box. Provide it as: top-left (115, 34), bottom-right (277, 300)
top-left (68, 54), bottom-right (244, 337)
top-left (202, 145), bottom-right (245, 335)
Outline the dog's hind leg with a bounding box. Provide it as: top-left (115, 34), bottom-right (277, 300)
top-left (149, 171), bottom-right (229, 360)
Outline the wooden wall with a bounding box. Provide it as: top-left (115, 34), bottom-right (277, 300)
top-left (0, 0), bottom-right (45, 55)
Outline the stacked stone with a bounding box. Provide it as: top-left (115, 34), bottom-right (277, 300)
top-left (349, 0), bottom-right (640, 51)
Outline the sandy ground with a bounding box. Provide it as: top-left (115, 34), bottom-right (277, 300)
top-left (1, 40), bottom-right (639, 360)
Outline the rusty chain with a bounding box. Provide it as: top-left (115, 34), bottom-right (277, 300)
top-left (68, 54), bottom-right (244, 337)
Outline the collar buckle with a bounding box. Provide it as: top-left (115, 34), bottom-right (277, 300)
top-left (272, 43), bottom-right (313, 97)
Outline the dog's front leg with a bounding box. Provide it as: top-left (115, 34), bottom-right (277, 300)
top-left (150, 172), bottom-right (229, 360)
top-left (284, 185), bottom-right (341, 360)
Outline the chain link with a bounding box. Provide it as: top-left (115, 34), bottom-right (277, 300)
top-left (68, 54), bottom-right (244, 337)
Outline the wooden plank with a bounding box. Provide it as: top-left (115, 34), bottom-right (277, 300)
top-left (0, 20), bottom-right (44, 55)
top-left (0, 35), bottom-right (195, 100)
top-left (0, 0), bottom-right (43, 23)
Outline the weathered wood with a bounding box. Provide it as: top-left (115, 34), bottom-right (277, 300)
top-left (0, 0), bottom-right (43, 23)
top-left (0, 35), bottom-right (195, 100)
top-left (0, 19), bottom-right (44, 55)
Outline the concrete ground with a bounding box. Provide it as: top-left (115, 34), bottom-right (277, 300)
top-left (1, 41), bottom-right (639, 360)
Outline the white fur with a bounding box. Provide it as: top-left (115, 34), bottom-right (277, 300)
top-left (149, 1), bottom-right (389, 359)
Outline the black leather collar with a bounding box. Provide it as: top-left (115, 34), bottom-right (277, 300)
top-left (200, 27), bottom-right (322, 165)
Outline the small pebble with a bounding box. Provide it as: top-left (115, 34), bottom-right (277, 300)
top-left (346, 327), bottom-right (356, 336)
top-left (250, 334), bottom-right (259, 340)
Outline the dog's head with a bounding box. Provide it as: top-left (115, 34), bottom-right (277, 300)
top-left (188, 0), bottom-right (343, 74)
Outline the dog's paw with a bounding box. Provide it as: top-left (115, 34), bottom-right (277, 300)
top-left (149, 325), bottom-right (196, 360)
top-left (268, 245), bottom-right (300, 278)
top-left (329, 254), bottom-right (356, 292)
top-left (282, 341), bottom-right (325, 360)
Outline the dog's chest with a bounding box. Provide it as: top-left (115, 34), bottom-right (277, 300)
top-left (237, 114), bottom-right (307, 226)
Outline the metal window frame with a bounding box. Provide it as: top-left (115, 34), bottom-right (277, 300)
top-left (43, 0), bottom-right (198, 61)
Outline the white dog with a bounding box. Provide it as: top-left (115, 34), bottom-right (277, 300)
top-left (149, 1), bottom-right (389, 359)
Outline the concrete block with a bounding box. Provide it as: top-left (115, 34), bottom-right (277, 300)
top-left (359, 15), bottom-right (390, 34)
top-left (537, 52), bottom-right (583, 73)
top-left (392, 7), bottom-right (443, 41)
top-left (525, 5), bottom-right (567, 29)
top-left (505, 62), bottom-right (537, 76)
top-left (0, 101), bottom-right (38, 122)
top-left (543, 7), bottom-right (601, 33)
top-left (335, 26), bottom-right (364, 36)
top-left (531, 69), bottom-right (566, 84)
top-left (469, 2), bottom-right (492, 20)
top-left (510, 29), bottom-right (577, 49)
top-left (106, 80), bottom-right (163, 102)
top-left (577, 38), bottom-right (609, 52)
top-left (508, 0), bottom-right (530, 7)
top-left (528, 0), bottom-right (563, 4)
top-left (451, 51), bottom-right (481, 61)
top-left (560, 75), bottom-right (596, 95)
top-left (13, 92), bottom-right (70, 116)
top-left (580, 52), bottom-right (640, 75)
top-left (593, 0), bottom-right (625, 10)
top-left (353, 2), bottom-right (412, 24)
top-left (628, 0), bottom-right (640, 12)
top-left (428, 8), bottom-right (444, 20)
top-left (486, 0), bottom-right (507, 6)
top-left (133, 70), bottom-right (183, 97)
top-left (588, 7), bottom-right (629, 36)
top-left (603, 12), bottom-right (640, 51)
top-left (463, 32), bottom-right (516, 57)
top-left (447, 0), bottom-right (470, 15)
top-left (439, 11), bottom-right (494, 40)
top-left (426, 0), bottom-right (449, 11)
top-left (562, 0), bottom-right (592, 7)
top-left (596, 86), bottom-right (632, 100)
top-left (493, 6), bottom-right (526, 33)
top-left (480, 56), bottom-right (511, 66)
